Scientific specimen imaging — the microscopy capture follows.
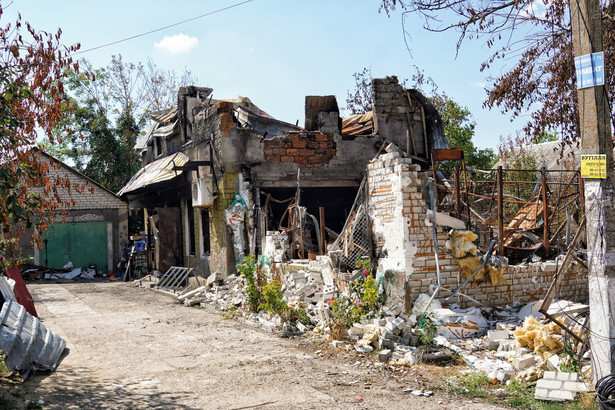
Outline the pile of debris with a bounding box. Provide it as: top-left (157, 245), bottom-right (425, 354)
top-left (164, 254), bottom-right (591, 403)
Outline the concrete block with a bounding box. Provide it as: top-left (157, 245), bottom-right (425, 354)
top-left (497, 340), bottom-right (516, 352)
top-left (378, 349), bottom-right (392, 362)
top-left (392, 317), bottom-right (405, 329)
top-left (536, 379), bottom-right (562, 390)
top-left (516, 347), bottom-right (532, 357)
top-left (547, 355), bottom-right (560, 370)
top-left (548, 390), bottom-right (575, 401)
top-left (556, 372), bottom-right (573, 381)
top-left (563, 381), bottom-right (588, 392)
top-left (514, 354), bottom-right (535, 370)
top-left (488, 329), bottom-right (509, 341)
top-left (483, 339), bottom-right (500, 350)
top-left (543, 371), bottom-right (557, 380)
top-left (382, 338), bottom-right (394, 349)
top-left (534, 388), bottom-right (550, 400)
top-left (374, 318), bottom-right (386, 326)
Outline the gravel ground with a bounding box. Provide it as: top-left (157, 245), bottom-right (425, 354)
top-left (3, 281), bottom-right (504, 409)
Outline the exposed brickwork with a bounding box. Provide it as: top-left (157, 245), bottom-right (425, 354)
top-left (262, 132), bottom-right (336, 167)
top-left (368, 152), bottom-right (588, 311)
top-left (34, 156), bottom-right (126, 211)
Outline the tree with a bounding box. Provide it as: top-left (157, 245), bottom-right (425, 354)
top-left (345, 67), bottom-right (495, 169)
top-left (378, 1), bottom-right (612, 146)
top-left (345, 68), bottom-right (373, 114)
top-left (47, 56), bottom-right (197, 193)
top-left (0, 6), bottom-right (80, 256)
top-left (431, 92), bottom-right (495, 169)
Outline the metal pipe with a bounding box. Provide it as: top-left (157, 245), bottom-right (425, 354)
top-left (422, 179), bottom-right (442, 315)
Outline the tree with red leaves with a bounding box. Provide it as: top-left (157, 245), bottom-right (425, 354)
top-left (379, 1), bottom-right (615, 148)
top-left (0, 6), bottom-right (80, 257)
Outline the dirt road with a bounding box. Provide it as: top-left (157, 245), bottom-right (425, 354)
top-left (12, 281), bottom-right (501, 409)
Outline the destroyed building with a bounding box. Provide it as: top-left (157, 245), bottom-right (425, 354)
top-left (118, 76), bottom-right (447, 276)
top-left (120, 76), bottom-right (588, 317)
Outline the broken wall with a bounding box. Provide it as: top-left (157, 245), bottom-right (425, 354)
top-left (367, 152), bottom-right (457, 310)
top-left (368, 152), bottom-right (589, 311)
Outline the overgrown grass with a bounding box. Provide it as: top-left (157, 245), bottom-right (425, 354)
top-left (442, 371), bottom-right (491, 397)
top-left (503, 379), bottom-right (597, 409)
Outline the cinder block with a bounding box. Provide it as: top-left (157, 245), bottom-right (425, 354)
top-left (488, 330), bottom-right (509, 341)
top-left (543, 371), bottom-right (557, 380)
top-left (563, 381), bottom-right (588, 392)
top-left (536, 379), bottom-right (563, 390)
top-left (378, 349), bottom-right (392, 362)
top-left (556, 372), bottom-right (572, 381)
top-left (534, 388), bottom-right (550, 400)
top-left (514, 354), bottom-right (536, 370)
top-left (548, 390), bottom-right (575, 401)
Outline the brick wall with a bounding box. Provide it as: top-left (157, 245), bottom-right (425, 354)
top-left (263, 132), bottom-right (336, 167)
top-left (367, 153), bottom-right (588, 311)
top-left (38, 156), bottom-right (126, 211)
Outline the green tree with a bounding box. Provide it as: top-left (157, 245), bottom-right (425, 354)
top-left (377, 1), bottom-right (615, 145)
top-left (48, 56), bottom-right (197, 193)
top-left (346, 68), bottom-right (495, 169)
top-left (0, 6), bottom-right (79, 256)
top-left (431, 93), bottom-right (495, 169)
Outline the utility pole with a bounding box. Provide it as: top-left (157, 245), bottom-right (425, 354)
top-left (571, 0), bottom-right (615, 382)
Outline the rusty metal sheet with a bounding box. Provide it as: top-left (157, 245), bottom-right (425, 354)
top-left (117, 152), bottom-right (188, 196)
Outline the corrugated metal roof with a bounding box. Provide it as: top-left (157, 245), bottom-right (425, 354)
top-left (341, 112), bottom-right (374, 136)
top-left (0, 277), bottom-right (66, 378)
top-left (117, 152), bottom-right (189, 197)
top-left (134, 107), bottom-right (179, 152)
top-left (235, 105), bottom-right (304, 137)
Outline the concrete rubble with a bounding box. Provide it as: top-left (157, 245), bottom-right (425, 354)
top-left (167, 252), bottom-right (591, 403)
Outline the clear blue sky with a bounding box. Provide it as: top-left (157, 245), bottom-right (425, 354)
top-left (5, 0), bottom-right (535, 150)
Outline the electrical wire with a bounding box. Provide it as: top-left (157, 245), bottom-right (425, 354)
top-left (596, 374), bottom-right (615, 409)
top-left (72, 0), bottom-right (254, 56)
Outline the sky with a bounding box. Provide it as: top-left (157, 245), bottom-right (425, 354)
top-left (3, 0), bottom-right (542, 150)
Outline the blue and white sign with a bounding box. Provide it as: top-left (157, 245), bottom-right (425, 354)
top-left (575, 51), bottom-right (605, 89)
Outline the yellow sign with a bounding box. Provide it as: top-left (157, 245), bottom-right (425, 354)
top-left (581, 154), bottom-right (607, 178)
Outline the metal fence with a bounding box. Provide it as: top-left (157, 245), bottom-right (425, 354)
top-left (328, 177), bottom-right (371, 271)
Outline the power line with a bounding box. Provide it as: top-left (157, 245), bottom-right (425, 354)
top-left (72, 0), bottom-right (254, 56)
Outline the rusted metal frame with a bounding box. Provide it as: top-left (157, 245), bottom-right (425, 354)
top-left (541, 312), bottom-right (584, 344)
top-left (497, 166), bottom-right (504, 256)
top-left (541, 168), bottom-right (550, 257)
top-left (539, 215), bottom-right (586, 337)
top-left (487, 174), bottom-right (498, 218)
top-left (500, 168), bottom-right (580, 173)
top-left (499, 198), bottom-right (541, 247)
top-left (578, 172), bottom-right (585, 218)
top-left (546, 172), bottom-right (578, 227)
top-left (455, 166), bottom-right (462, 219)
top-left (465, 163), bottom-right (471, 231)
top-left (548, 219), bottom-right (568, 246)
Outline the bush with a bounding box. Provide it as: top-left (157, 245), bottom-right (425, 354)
top-left (237, 255), bottom-right (288, 320)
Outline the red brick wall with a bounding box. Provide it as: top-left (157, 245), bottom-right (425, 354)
top-left (218, 101), bottom-right (234, 135)
top-left (263, 133), bottom-right (336, 167)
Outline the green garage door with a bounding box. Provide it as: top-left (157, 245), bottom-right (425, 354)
top-left (41, 222), bottom-right (109, 273)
